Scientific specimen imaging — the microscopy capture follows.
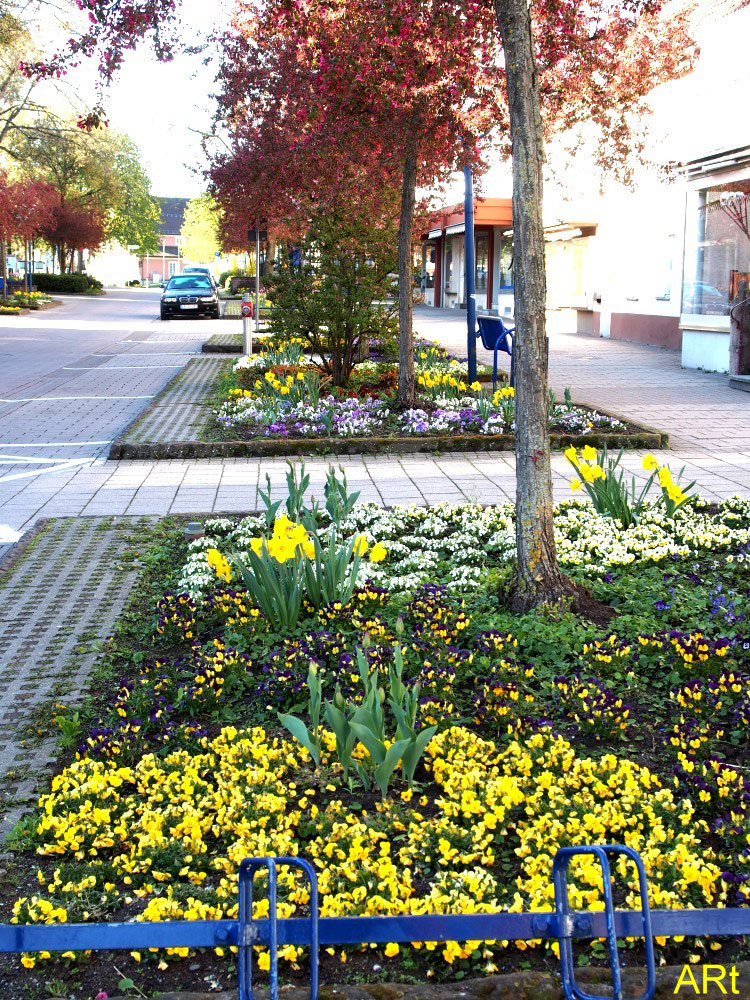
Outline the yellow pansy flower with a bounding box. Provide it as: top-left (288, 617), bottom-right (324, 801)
top-left (369, 543), bottom-right (387, 563)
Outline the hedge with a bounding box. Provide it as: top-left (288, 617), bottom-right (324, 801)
top-left (34, 273), bottom-right (102, 294)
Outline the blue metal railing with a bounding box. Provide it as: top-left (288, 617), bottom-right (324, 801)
top-left (1, 845), bottom-right (749, 1000)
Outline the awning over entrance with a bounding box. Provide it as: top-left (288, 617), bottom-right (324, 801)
top-left (421, 197), bottom-right (513, 239)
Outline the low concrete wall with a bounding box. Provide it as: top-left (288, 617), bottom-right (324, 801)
top-left (681, 329), bottom-right (730, 373)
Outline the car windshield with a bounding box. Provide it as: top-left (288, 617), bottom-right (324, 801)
top-left (166, 276), bottom-right (212, 290)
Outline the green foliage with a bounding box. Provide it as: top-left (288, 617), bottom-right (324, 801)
top-left (278, 663), bottom-right (322, 766)
top-left (180, 193), bottom-right (221, 264)
top-left (230, 464), bottom-right (367, 629)
top-left (280, 637), bottom-right (436, 799)
top-left (218, 266), bottom-right (246, 287)
top-left (267, 207), bottom-right (399, 386)
top-left (55, 710), bottom-right (82, 749)
top-left (107, 136), bottom-right (161, 254)
top-left (34, 272), bottom-right (100, 293)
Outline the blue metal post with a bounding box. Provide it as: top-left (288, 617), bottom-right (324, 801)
top-left (464, 163), bottom-right (477, 384)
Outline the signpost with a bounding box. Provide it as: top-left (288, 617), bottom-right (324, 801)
top-left (248, 226), bottom-right (267, 338)
top-left (241, 295), bottom-right (253, 357)
top-left (464, 164), bottom-right (477, 384)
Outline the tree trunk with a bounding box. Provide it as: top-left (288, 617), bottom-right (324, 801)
top-left (397, 138), bottom-right (418, 409)
top-left (496, 0), bottom-right (571, 611)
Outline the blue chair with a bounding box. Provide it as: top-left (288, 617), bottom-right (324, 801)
top-left (477, 315), bottom-right (514, 390)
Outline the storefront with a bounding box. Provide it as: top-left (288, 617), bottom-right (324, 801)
top-left (420, 198), bottom-right (513, 313)
top-left (680, 146), bottom-right (750, 373)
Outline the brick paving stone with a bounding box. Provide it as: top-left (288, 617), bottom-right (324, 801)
top-left (119, 358), bottom-right (228, 446)
top-left (0, 517), bottom-right (142, 834)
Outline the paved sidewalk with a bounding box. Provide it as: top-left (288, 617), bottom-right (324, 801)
top-left (1, 306), bottom-right (749, 535)
top-left (0, 518), bottom-right (141, 834)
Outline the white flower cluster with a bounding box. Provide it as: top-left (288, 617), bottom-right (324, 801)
top-left (176, 498), bottom-right (750, 600)
top-left (233, 354), bottom-right (267, 371)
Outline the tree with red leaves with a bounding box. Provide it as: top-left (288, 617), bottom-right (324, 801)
top-left (210, 0), bottom-right (504, 409)
top-left (209, 0), bottom-right (691, 413)
top-left (0, 174), bottom-right (56, 299)
top-left (40, 198), bottom-right (106, 274)
top-left (23, 0), bottom-right (694, 609)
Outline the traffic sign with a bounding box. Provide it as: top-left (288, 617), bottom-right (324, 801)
top-left (247, 228), bottom-right (268, 242)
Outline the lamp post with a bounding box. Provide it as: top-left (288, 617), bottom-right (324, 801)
top-left (464, 163), bottom-right (477, 384)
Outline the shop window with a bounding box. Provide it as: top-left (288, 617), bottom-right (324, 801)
top-left (475, 232), bottom-right (488, 294)
top-left (444, 242), bottom-right (453, 291)
top-left (499, 233), bottom-right (514, 288)
top-left (683, 180), bottom-right (750, 316)
top-left (425, 245), bottom-right (436, 289)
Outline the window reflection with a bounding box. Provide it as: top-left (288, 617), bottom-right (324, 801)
top-left (683, 180), bottom-right (750, 316)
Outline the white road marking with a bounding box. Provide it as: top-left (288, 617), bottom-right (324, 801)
top-left (0, 395), bottom-right (154, 402)
top-left (0, 524), bottom-right (23, 543)
top-left (0, 454), bottom-right (86, 465)
top-left (0, 456), bottom-right (101, 484)
top-left (63, 365), bottom-right (183, 370)
top-left (94, 353), bottom-right (197, 357)
top-left (0, 441), bottom-right (112, 447)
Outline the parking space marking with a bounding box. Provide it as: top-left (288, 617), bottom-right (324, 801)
top-left (94, 353), bottom-right (198, 357)
top-left (0, 456), bottom-right (103, 484)
top-left (0, 395), bottom-right (155, 402)
top-left (63, 365), bottom-right (184, 370)
top-left (0, 455), bottom-right (87, 465)
top-left (0, 441), bottom-right (112, 447)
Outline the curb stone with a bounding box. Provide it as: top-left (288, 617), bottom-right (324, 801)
top-left (0, 518), bottom-right (51, 579)
top-left (110, 428), bottom-right (666, 461)
top-left (105, 961), bottom-right (750, 999)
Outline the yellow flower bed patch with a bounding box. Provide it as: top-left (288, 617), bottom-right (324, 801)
top-left (13, 726), bottom-right (727, 967)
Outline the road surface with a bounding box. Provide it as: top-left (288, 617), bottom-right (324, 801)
top-left (0, 288), bottom-right (226, 543)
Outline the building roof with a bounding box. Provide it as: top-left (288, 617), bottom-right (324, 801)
top-left (157, 197), bottom-right (189, 237)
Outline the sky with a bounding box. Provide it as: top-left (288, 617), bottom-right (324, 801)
top-left (37, 0), bottom-right (230, 199)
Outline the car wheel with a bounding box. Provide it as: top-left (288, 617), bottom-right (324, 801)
top-left (160, 310), bottom-right (168, 321)
top-left (212, 307), bottom-right (220, 319)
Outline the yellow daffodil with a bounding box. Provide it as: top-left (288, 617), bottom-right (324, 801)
top-left (564, 446), bottom-right (579, 466)
top-left (642, 454), bottom-right (659, 471)
top-left (353, 535), bottom-right (369, 556)
top-left (581, 445), bottom-right (598, 463)
top-left (570, 479), bottom-right (582, 493)
top-left (580, 465), bottom-right (596, 484)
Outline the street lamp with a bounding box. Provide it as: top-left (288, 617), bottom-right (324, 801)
top-left (464, 163), bottom-right (478, 384)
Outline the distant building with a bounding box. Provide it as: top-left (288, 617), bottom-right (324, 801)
top-left (139, 197), bottom-right (189, 283)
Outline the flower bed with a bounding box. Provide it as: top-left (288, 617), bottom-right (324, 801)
top-left (5, 478), bottom-right (750, 995)
top-left (211, 339), bottom-right (627, 444)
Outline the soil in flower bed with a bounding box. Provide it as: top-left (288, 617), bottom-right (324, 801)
top-left (2, 497), bottom-right (750, 997)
